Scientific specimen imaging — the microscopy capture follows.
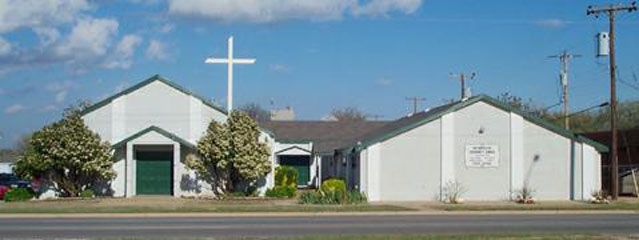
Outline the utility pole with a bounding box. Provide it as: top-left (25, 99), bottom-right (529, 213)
top-left (548, 51), bottom-right (581, 130)
top-left (405, 97), bottom-right (426, 114)
top-left (587, 1), bottom-right (637, 200)
top-left (450, 72), bottom-right (476, 100)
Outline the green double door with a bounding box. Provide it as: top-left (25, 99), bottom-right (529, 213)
top-left (136, 151), bottom-right (173, 195)
top-left (279, 155), bottom-right (310, 186)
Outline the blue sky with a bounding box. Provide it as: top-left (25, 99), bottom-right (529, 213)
top-left (1, 0), bottom-right (638, 148)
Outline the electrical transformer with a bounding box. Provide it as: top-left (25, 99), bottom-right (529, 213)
top-left (597, 32), bottom-right (610, 57)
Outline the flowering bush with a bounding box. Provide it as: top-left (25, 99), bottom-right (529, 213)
top-left (442, 180), bottom-right (466, 204)
top-left (0, 185), bottom-right (9, 200)
top-left (590, 190), bottom-right (609, 204)
top-left (514, 186), bottom-right (536, 204)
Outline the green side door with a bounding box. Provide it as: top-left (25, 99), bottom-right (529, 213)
top-left (136, 151), bottom-right (172, 195)
top-left (280, 156), bottom-right (310, 186)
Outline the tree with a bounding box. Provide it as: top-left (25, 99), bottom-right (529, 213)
top-left (496, 92), bottom-right (549, 115)
top-left (186, 111), bottom-right (271, 196)
top-left (495, 92), bottom-right (639, 133)
top-left (13, 104), bottom-right (114, 197)
top-left (238, 103), bottom-right (271, 122)
top-left (330, 107), bottom-right (367, 122)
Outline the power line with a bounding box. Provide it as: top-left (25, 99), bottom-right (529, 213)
top-left (587, 1), bottom-right (637, 200)
top-left (555, 102), bottom-right (610, 120)
top-left (405, 97), bottom-right (426, 114)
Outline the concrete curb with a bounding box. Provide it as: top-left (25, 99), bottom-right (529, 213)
top-left (2, 210), bottom-right (639, 219)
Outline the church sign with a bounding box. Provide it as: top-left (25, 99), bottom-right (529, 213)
top-left (465, 145), bottom-right (499, 168)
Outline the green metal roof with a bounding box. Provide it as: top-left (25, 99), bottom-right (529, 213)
top-left (111, 126), bottom-right (196, 149)
top-left (81, 74), bottom-right (226, 116)
top-left (352, 94), bottom-right (609, 153)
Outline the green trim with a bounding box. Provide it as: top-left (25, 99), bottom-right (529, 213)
top-left (112, 126), bottom-right (196, 149)
top-left (355, 95), bottom-right (608, 153)
top-left (275, 145), bottom-right (312, 155)
top-left (274, 139), bottom-right (313, 144)
top-left (81, 74), bottom-right (227, 116)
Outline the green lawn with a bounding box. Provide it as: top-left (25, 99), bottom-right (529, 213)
top-left (0, 197), bottom-right (411, 214)
top-left (100, 234), bottom-right (629, 240)
top-left (2, 197), bottom-right (639, 214)
top-left (434, 200), bottom-right (639, 211)
top-left (257, 235), bottom-right (627, 240)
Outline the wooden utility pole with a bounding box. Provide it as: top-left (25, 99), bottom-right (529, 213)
top-left (549, 51), bottom-right (581, 130)
top-left (405, 97), bottom-right (426, 114)
top-left (587, 1), bottom-right (637, 200)
top-left (451, 72), bottom-right (476, 100)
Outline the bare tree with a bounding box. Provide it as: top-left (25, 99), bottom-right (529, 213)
top-left (238, 103), bottom-right (271, 122)
top-left (330, 107), bottom-right (367, 122)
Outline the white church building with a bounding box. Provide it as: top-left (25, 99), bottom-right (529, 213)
top-left (68, 74), bottom-right (607, 201)
top-left (79, 75), bottom-right (275, 197)
top-left (331, 95), bottom-right (608, 201)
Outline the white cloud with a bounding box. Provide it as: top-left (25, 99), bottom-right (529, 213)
top-left (46, 80), bottom-right (77, 92)
top-left (33, 27), bottom-right (61, 47)
top-left (45, 80), bottom-right (77, 104)
top-left (157, 23), bottom-right (175, 34)
top-left (269, 64), bottom-right (290, 73)
top-left (168, 0), bottom-right (423, 23)
top-left (353, 0), bottom-right (421, 16)
top-left (146, 40), bottom-right (169, 61)
top-left (376, 77), bottom-right (393, 86)
top-left (102, 34), bottom-right (143, 69)
top-left (55, 91), bottom-right (67, 103)
top-left (0, 36), bottom-right (10, 56)
top-left (0, 0), bottom-right (90, 33)
top-left (129, 0), bottom-right (161, 5)
top-left (55, 18), bottom-right (119, 61)
top-left (535, 18), bottom-right (571, 29)
top-left (40, 104), bottom-right (57, 112)
top-left (4, 104), bottom-right (26, 114)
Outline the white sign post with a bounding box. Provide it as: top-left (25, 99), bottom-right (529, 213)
top-left (465, 145), bottom-right (499, 168)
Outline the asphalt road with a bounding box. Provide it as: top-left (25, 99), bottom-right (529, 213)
top-left (1, 213), bottom-right (639, 238)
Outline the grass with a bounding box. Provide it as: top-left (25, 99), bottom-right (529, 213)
top-left (0, 197), bottom-right (411, 214)
top-left (2, 197), bottom-right (638, 214)
top-left (254, 235), bottom-right (630, 240)
top-left (431, 199), bottom-right (639, 212)
top-left (98, 234), bottom-right (633, 240)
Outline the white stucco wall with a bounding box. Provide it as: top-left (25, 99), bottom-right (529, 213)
top-left (582, 144), bottom-right (601, 200)
top-left (83, 80), bottom-right (227, 145)
top-left (111, 148), bottom-right (126, 197)
top-left (375, 120), bottom-right (442, 201)
top-left (522, 120), bottom-right (572, 200)
top-left (453, 102), bottom-right (511, 200)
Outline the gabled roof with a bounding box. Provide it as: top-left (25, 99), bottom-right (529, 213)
top-left (275, 145), bottom-right (312, 155)
top-left (260, 121), bottom-right (388, 154)
top-left (347, 95), bottom-right (608, 153)
top-left (112, 126), bottom-right (196, 149)
top-left (81, 74), bottom-right (226, 116)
